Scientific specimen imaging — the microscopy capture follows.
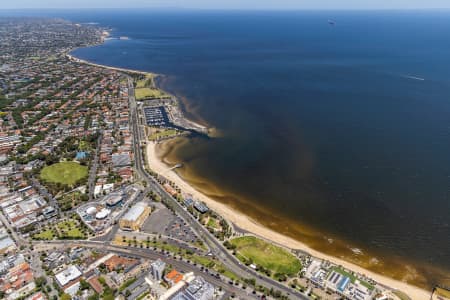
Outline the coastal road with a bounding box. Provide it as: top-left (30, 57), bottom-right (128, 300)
top-left (32, 240), bottom-right (257, 299)
top-left (127, 77), bottom-right (309, 300)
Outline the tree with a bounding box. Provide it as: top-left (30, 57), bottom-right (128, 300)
top-left (88, 294), bottom-right (100, 300)
top-left (60, 293), bottom-right (71, 300)
top-left (80, 279), bottom-right (90, 290)
top-left (101, 287), bottom-right (115, 300)
top-left (35, 276), bottom-right (47, 288)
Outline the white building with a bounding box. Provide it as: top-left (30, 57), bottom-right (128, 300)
top-left (55, 265), bottom-right (82, 287)
top-left (151, 259), bottom-right (166, 281)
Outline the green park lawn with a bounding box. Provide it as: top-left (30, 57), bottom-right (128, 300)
top-left (135, 87), bottom-right (170, 100)
top-left (58, 191), bottom-right (89, 211)
top-left (33, 218), bottom-right (87, 240)
top-left (148, 128), bottom-right (179, 141)
top-left (33, 229), bottom-right (55, 240)
top-left (207, 217), bottom-right (218, 229)
top-left (40, 161), bottom-right (88, 186)
top-left (78, 140), bottom-right (92, 151)
top-left (57, 220), bottom-right (85, 238)
top-left (136, 74), bottom-right (154, 88)
top-left (229, 236), bottom-right (301, 276)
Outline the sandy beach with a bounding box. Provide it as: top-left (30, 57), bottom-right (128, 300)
top-left (146, 141), bottom-right (430, 300)
top-left (67, 53), bottom-right (155, 77)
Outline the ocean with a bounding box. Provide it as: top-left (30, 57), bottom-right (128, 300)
top-left (19, 9), bottom-right (450, 288)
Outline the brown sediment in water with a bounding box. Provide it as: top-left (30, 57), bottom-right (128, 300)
top-left (154, 75), bottom-right (450, 297)
top-left (154, 136), bottom-right (450, 296)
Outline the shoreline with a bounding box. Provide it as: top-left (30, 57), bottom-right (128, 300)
top-left (67, 53), bottom-right (156, 77)
top-left (146, 141), bottom-right (429, 300)
top-left (66, 46), bottom-right (430, 299)
top-left (67, 51), bottom-right (208, 135)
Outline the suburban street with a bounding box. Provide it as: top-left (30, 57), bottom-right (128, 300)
top-left (88, 132), bottom-right (102, 201)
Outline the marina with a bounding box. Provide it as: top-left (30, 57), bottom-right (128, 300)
top-left (143, 106), bottom-right (169, 127)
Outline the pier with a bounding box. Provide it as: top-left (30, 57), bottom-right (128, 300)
top-left (169, 163), bottom-right (183, 170)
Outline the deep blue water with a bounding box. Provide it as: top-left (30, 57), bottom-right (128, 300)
top-left (10, 9), bottom-right (450, 284)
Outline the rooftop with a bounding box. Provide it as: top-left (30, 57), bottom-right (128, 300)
top-left (165, 269), bottom-right (184, 284)
top-left (122, 202), bottom-right (148, 222)
top-left (55, 265), bottom-right (82, 287)
top-left (151, 258), bottom-right (166, 269)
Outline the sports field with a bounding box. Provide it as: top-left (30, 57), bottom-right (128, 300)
top-left (135, 87), bottom-right (170, 100)
top-left (229, 236), bottom-right (301, 275)
top-left (40, 161), bottom-right (88, 186)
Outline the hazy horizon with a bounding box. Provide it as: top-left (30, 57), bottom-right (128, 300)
top-left (2, 0), bottom-right (450, 10)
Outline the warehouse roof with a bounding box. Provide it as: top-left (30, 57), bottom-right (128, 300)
top-left (122, 202), bottom-right (148, 222)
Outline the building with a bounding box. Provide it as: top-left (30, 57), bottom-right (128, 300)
top-left (184, 197), bottom-right (194, 207)
top-left (151, 259), bottom-right (165, 281)
top-left (193, 202), bottom-right (209, 214)
top-left (119, 202), bottom-right (151, 231)
top-left (0, 236), bottom-right (16, 254)
top-left (75, 151), bottom-right (87, 160)
top-left (112, 153), bottom-right (131, 168)
top-left (87, 276), bottom-right (104, 294)
top-left (42, 206), bottom-right (57, 219)
top-left (164, 269), bottom-right (184, 286)
top-left (54, 265), bottom-right (82, 287)
top-left (123, 277), bottom-right (149, 300)
top-left (105, 193), bottom-right (123, 207)
top-left (104, 255), bottom-right (139, 272)
top-left (160, 272), bottom-right (195, 300)
top-left (95, 208), bottom-right (111, 220)
top-left (183, 276), bottom-right (215, 300)
top-left (26, 292), bottom-right (46, 300)
top-left (163, 183), bottom-right (177, 197)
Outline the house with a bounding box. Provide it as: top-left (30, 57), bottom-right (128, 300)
top-left (164, 269), bottom-right (184, 286)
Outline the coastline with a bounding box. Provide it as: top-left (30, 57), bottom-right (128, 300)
top-left (66, 48), bottom-right (430, 299)
top-left (67, 53), bottom-right (156, 77)
top-left (146, 141), bottom-right (429, 300)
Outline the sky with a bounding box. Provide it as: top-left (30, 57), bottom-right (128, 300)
top-left (1, 0), bottom-right (450, 10)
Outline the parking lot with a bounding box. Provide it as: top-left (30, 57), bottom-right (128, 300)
top-left (142, 205), bottom-right (174, 234)
top-left (165, 215), bottom-right (198, 244)
top-left (142, 204), bottom-right (199, 244)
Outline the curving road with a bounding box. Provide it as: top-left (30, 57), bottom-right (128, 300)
top-left (127, 78), bottom-right (308, 300)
